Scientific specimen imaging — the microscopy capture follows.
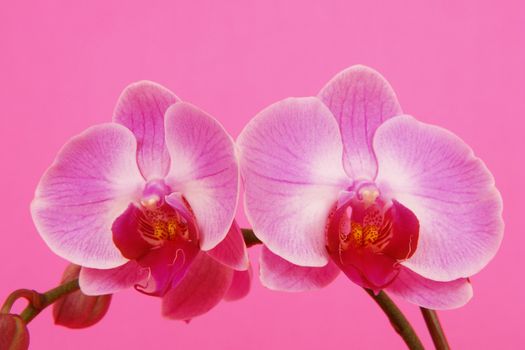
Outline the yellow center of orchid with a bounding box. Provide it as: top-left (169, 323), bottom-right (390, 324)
top-left (352, 222), bottom-right (380, 245)
top-left (138, 195), bottom-right (190, 243)
top-left (342, 222), bottom-right (381, 249)
top-left (338, 186), bottom-right (389, 251)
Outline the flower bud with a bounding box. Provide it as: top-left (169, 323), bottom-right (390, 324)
top-left (52, 264), bottom-right (112, 329)
top-left (0, 314), bottom-right (30, 350)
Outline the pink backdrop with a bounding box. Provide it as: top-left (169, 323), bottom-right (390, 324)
top-left (1, 1), bottom-right (523, 348)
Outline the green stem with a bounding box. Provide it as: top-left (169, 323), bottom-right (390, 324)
top-left (16, 279), bottom-right (80, 324)
top-left (421, 308), bottom-right (450, 350)
top-left (241, 228), bottom-right (262, 247)
top-left (241, 228), bottom-right (424, 349)
top-left (365, 289), bottom-right (425, 350)
top-left (0, 289), bottom-right (39, 314)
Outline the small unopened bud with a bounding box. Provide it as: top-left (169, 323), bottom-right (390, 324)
top-left (0, 314), bottom-right (30, 350)
top-left (52, 264), bottom-right (112, 329)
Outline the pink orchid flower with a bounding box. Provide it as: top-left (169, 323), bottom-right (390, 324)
top-left (237, 65), bottom-right (503, 309)
top-left (31, 82), bottom-right (250, 320)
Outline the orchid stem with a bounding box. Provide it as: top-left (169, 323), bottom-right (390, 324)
top-left (420, 308), bottom-right (450, 350)
top-left (20, 278), bottom-right (80, 324)
top-left (365, 289), bottom-right (424, 350)
top-left (0, 279), bottom-right (80, 324)
top-left (0, 289), bottom-right (37, 314)
top-left (241, 228), bottom-right (262, 247)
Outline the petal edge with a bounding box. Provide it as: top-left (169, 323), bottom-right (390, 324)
top-left (386, 267), bottom-right (473, 310)
top-left (260, 246), bottom-right (340, 292)
top-left (113, 81), bottom-right (179, 180)
top-left (31, 123), bottom-right (145, 269)
top-left (374, 115), bottom-right (504, 281)
top-left (164, 102), bottom-right (239, 251)
top-left (319, 65), bottom-right (402, 180)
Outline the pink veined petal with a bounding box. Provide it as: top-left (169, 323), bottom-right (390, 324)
top-left (31, 124), bottom-right (145, 269)
top-left (223, 266), bottom-right (252, 301)
top-left (237, 97), bottom-right (351, 267)
top-left (113, 81), bottom-right (179, 180)
top-left (162, 252), bottom-right (234, 321)
top-left (79, 261), bottom-right (149, 296)
top-left (260, 246), bottom-right (340, 292)
top-left (207, 220), bottom-right (249, 271)
top-left (164, 102), bottom-right (239, 251)
top-left (318, 65), bottom-right (402, 180)
top-left (386, 266), bottom-right (473, 310)
top-left (374, 115), bottom-right (504, 281)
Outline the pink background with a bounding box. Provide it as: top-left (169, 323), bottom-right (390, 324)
top-left (1, 0), bottom-right (524, 348)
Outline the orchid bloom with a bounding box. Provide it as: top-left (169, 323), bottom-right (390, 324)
top-left (238, 65), bottom-right (503, 309)
top-left (31, 82), bottom-right (250, 320)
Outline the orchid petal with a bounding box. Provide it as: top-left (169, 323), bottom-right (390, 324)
top-left (207, 220), bottom-right (249, 271)
top-left (260, 246), bottom-right (340, 292)
top-left (374, 115), bottom-right (504, 281)
top-left (79, 261), bottom-right (148, 296)
top-left (164, 102), bottom-right (239, 251)
top-left (31, 124), bottom-right (144, 269)
top-left (386, 267), bottom-right (473, 309)
top-left (224, 266), bottom-right (252, 301)
top-left (113, 81), bottom-right (179, 180)
top-left (162, 252), bottom-right (233, 320)
top-left (318, 65), bottom-right (402, 180)
top-left (237, 97), bottom-right (351, 267)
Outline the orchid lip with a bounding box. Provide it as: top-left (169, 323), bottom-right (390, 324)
top-left (112, 187), bottom-right (201, 297)
top-left (327, 184), bottom-right (419, 290)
